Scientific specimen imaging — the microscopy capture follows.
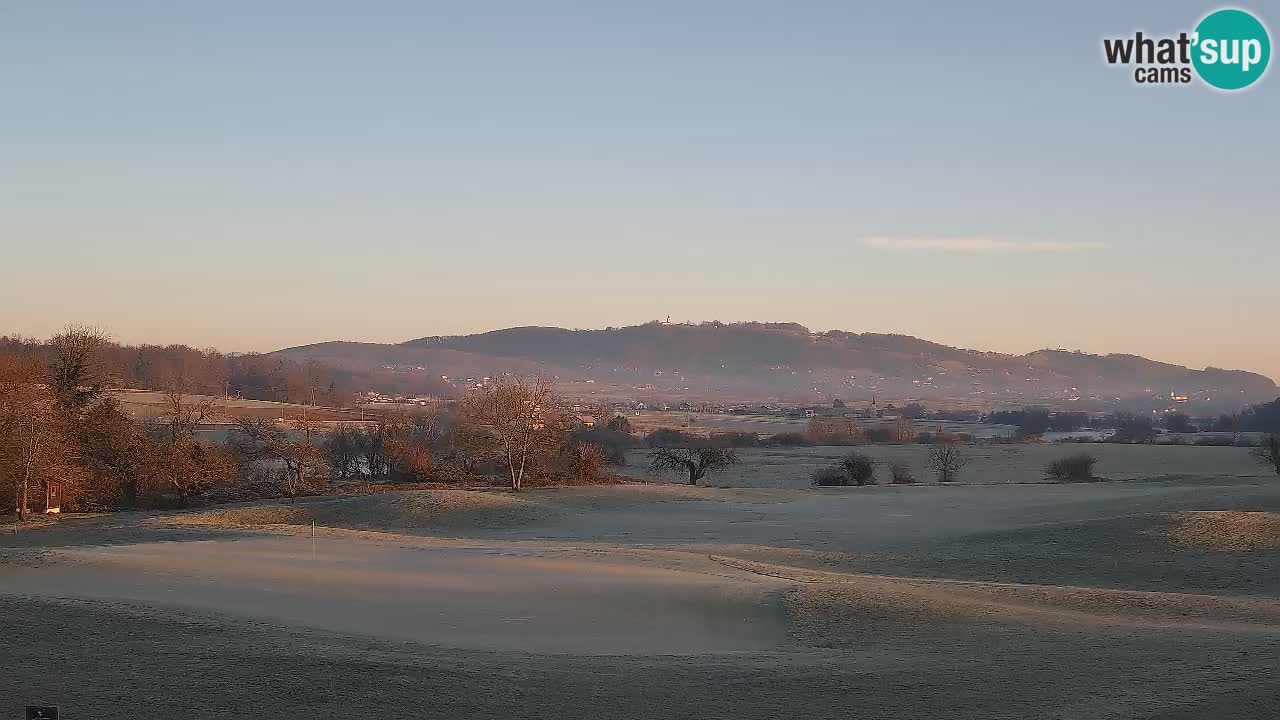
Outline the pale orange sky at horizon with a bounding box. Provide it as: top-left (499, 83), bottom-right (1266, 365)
top-left (4, 308), bottom-right (1277, 385)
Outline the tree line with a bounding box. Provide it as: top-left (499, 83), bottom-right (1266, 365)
top-left (0, 328), bottom-right (467, 406)
top-left (0, 330), bottom-right (348, 406)
top-left (0, 328), bottom-right (639, 518)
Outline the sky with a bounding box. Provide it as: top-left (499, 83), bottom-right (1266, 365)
top-left (2, 2), bottom-right (1278, 379)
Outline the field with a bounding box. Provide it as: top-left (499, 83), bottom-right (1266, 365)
top-left (624, 410), bottom-right (1013, 438)
top-left (2, 451), bottom-right (1279, 717)
top-left (110, 389), bottom-right (366, 423)
top-left (622, 443), bottom-right (1269, 487)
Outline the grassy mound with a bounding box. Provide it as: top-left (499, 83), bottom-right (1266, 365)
top-left (166, 489), bottom-right (544, 532)
top-left (162, 484), bottom-right (767, 535)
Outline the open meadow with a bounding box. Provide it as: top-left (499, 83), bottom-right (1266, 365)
top-left (622, 443), bottom-right (1270, 487)
top-left (624, 410), bottom-right (1013, 439)
top-left (3, 467), bottom-right (1280, 718)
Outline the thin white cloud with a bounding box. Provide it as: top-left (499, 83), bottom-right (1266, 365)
top-left (861, 237), bottom-right (1108, 254)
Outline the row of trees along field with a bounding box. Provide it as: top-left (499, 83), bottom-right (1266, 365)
top-left (988, 403), bottom-right (1280, 442)
top-left (0, 330), bottom-right (348, 406)
top-left (0, 327), bottom-right (645, 518)
top-left (0, 329), bottom-right (453, 406)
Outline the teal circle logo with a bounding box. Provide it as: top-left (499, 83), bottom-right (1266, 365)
top-left (1192, 9), bottom-right (1271, 90)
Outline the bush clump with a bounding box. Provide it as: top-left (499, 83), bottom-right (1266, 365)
top-left (644, 428), bottom-right (699, 447)
top-left (1254, 434), bottom-right (1280, 476)
top-left (839, 452), bottom-right (877, 486)
top-left (1194, 435), bottom-right (1236, 447)
top-left (709, 431), bottom-right (761, 448)
top-left (865, 428), bottom-right (893, 443)
top-left (805, 417), bottom-right (865, 445)
top-left (889, 462), bottom-right (916, 484)
top-left (564, 441), bottom-right (609, 481)
top-left (569, 428), bottom-right (636, 465)
top-left (811, 466), bottom-right (850, 486)
top-left (1045, 453), bottom-right (1097, 482)
top-left (762, 432), bottom-right (812, 447)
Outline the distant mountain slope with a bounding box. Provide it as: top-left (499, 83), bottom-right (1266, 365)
top-left (273, 322), bottom-right (1277, 411)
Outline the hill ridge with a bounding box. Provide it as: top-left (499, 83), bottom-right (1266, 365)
top-left (272, 321), bottom-right (1277, 411)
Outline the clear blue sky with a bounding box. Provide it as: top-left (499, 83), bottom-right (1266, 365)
top-left (2, 2), bottom-right (1277, 378)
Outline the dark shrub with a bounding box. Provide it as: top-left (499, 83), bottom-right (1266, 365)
top-left (1019, 408), bottom-right (1052, 437)
top-left (917, 431), bottom-right (972, 445)
top-left (645, 428), bottom-right (698, 448)
top-left (1109, 412), bottom-right (1158, 444)
top-left (839, 452), bottom-right (876, 486)
top-left (812, 465), bottom-right (850, 486)
top-left (1164, 412), bottom-right (1195, 434)
top-left (865, 427), bottom-right (893, 443)
top-left (806, 417), bottom-right (865, 445)
top-left (1046, 453), bottom-right (1097, 482)
top-left (763, 432), bottom-right (813, 447)
top-left (1194, 435), bottom-right (1236, 447)
top-left (564, 441), bottom-right (608, 481)
top-left (889, 462), bottom-right (916, 484)
top-left (710, 431), bottom-right (761, 448)
top-left (571, 428), bottom-right (636, 465)
top-left (1253, 434), bottom-right (1280, 476)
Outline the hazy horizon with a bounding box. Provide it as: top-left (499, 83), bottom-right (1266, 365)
top-left (3, 317), bottom-right (1276, 384)
top-left (4, 1), bottom-right (1277, 379)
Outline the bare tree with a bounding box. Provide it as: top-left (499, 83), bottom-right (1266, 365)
top-left (78, 395), bottom-right (147, 507)
top-left (5, 397), bottom-right (78, 519)
top-left (49, 325), bottom-right (112, 411)
top-left (894, 416), bottom-right (916, 443)
top-left (606, 414), bottom-right (633, 434)
top-left (463, 377), bottom-right (562, 490)
top-left (648, 446), bottom-right (737, 485)
top-left (383, 413), bottom-right (433, 482)
top-left (158, 374), bottom-right (217, 446)
top-left (1253, 434), bottom-right (1280, 477)
top-left (322, 426), bottom-right (363, 479)
top-left (1, 352), bottom-right (81, 520)
top-left (448, 412), bottom-right (490, 475)
top-left (139, 368), bottom-right (223, 504)
top-left (229, 417), bottom-right (327, 501)
top-left (304, 360), bottom-right (327, 407)
top-left (564, 441), bottom-right (607, 482)
top-left (140, 432), bottom-right (234, 506)
top-left (357, 422), bottom-right (388, 478)
top-left (839, 451), bottom-right (876, 486)
top-left (927, 441), bottom-right (967, 483)
top-left (806, 416), bottom-right (864, 445)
